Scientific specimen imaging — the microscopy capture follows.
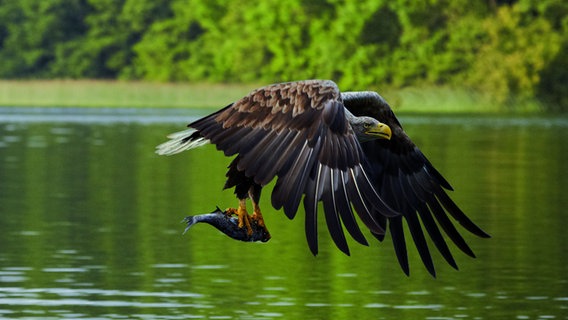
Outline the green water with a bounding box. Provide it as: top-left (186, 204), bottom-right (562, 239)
top-left (0, 109), bottom-right (567, 319)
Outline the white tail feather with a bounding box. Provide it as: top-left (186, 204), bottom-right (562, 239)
top-left (155, 128), bottom-right (209, 155)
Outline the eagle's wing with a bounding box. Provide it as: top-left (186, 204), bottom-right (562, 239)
top-left (189, 80), bottom-right (398, 255)
top-left (342, 91), bottom-right (490, 276)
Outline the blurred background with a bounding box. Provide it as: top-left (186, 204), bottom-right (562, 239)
top-left (0, 0), bottom-right (566, 111)
top-left (0, 1), bottom-right (567, 319)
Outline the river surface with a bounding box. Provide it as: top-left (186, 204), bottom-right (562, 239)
top-left (0, 107), bottom-right (567, 319)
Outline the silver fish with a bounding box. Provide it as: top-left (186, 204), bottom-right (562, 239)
top-left (183, 207), bottom-right (271, 242)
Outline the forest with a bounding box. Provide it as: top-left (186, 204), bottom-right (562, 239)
top-left (0, 0), bottom-right (566, 111)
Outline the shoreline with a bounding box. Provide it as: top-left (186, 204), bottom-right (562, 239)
top-left (0, 79), bottom-right (542, 113)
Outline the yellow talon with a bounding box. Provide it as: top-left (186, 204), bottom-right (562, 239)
top-left (225, 200), bottom-right (270, 239)
top-left (224, 208), bottom-right (237, 216)
top-left (251, 204), bottom-right (271, 240)
top-left (235, 199), bottom-right (253, 236)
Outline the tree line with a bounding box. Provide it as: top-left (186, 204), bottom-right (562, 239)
top-left (0, 0), bottom-right (566, 111)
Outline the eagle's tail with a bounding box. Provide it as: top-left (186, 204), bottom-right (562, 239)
top-left (155, 128), bottom-right (209, 155)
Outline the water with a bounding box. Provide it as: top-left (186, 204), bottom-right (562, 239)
top-left (0, 108), bottom-right (567, 319)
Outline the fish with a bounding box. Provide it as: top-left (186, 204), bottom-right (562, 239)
top-left (183, 207), bottom-right (271, 242)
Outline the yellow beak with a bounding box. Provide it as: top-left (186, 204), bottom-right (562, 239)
top-left (366, 123), bottom-right (392, 140)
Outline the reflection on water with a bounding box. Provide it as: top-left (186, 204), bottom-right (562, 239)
top-left (0, 108), bottom-right (567, 319)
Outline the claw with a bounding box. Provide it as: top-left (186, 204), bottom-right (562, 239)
top-left (225, 199), bottom-right (253, 236)
top-left (224, 207), bottom-right (237, 217)
top-left (251, 206), bottom-right (271, 240)
top-left (223, 199), bottom-right (271, 239)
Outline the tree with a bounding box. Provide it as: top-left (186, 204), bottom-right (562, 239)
top-left (0, 0), bottom-right (89, 77)
top-left (50, 0), bottom-right (171, 78)
top-left (464, 3), bottom-right (563, 106)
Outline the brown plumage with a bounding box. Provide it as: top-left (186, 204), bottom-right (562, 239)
top-left (157, 80), bottom-right (489, 277)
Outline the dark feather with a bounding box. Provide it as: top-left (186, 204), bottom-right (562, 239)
top-left (303, 173), bottom-right (319, 255)
top-left (387, 217), bottom-right (409, 276)
top-left (319, 166), bottom-right (350, 255)
top-left (335, 170), bottom-right (369, 246)
top-left (434, 186), bottom-right (491, 238)
top-left (405, 203), bottom-right (435, 277)
top-left (416, 202), bottom-right (458, 270)
top-left (427, 193), bottom-right (476, 258)
top-left (344, 89), bottom-right (489, 276)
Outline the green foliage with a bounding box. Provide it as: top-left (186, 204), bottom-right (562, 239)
top-left (0, 0), bottom-right (89, 77)
top-left (464, 4), bottom-right (563, 108)
top-left (50, 0), bottom-right (171, 78)
top-left (0, 0), bottom-right (566, 111)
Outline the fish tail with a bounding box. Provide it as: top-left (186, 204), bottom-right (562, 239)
top-left (156, 128), bottom-right (209, 155)
top-left (182, 216), bottom-right (197, 234)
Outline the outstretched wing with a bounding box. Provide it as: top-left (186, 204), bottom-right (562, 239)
top-left (342, 91), bottom-right (490, 277)
top-left (189, 80), bottom-right (397, 255)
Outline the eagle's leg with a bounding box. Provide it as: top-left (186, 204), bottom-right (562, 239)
top-left (251, 202), bottom-right (271, 240)
top-left (249, 185), bottom-right (271, 239)
top-left (225, 199), bottom-right (253, 236)
top-left (224, 160), bottom-right (268, 237)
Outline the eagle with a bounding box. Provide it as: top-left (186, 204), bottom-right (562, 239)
top-left (156, 80), bottom-right (489, 276)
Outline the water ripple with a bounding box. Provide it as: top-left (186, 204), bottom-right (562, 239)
top-left (0, 287), bottom-right (203, 298)
top-left (0, 297), bottom-right (208, 309)
top-left (0, 107), bottom-right (200, 124)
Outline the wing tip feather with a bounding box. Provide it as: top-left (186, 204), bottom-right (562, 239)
top-left (155, 128), bottom-right (209, 155)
